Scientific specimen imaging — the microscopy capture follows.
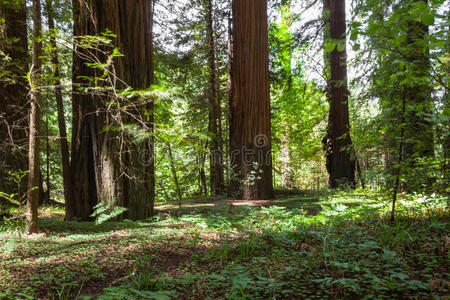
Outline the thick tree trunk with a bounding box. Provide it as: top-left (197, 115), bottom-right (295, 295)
top-left (322, 0), bottom-right (355, 188)
top-left (206, 0), bottom-right (224, 196)
top-left (0, 0), bottom-right (29, 201)
top-left (229, 0), bottom-right (273, 200)
top-left (27, 0), bottom-right (43, 234)
top-left (71, 0), bottom-right (107, 220)
top-left (119, 0), bottom-right (155, 220)
top-left (45, 0), bottom-right (74, 220)
top-left (71, 0), bottom-right (155, 220)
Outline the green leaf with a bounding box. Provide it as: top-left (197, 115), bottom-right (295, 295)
top-left (390, 273), bottom-right (409, 280)
top-left (367, 23), bottom-right (378, 35)
top-left (337, 43), bottom-right (345, 52)
top-left (325, 41), bottom-right (336, 53)
top-left (421, 13), bottom-right (435, 26)
top-left (111, 48), bottom-right (124, 57)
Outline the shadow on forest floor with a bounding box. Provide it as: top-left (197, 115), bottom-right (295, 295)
top-left (154, 189), bottom-right (380, 216)
top-left (2, 189), bottom-right (446, 299)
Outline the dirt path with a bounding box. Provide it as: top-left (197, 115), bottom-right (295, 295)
top-left (155, 198), bottom-right (273, 211)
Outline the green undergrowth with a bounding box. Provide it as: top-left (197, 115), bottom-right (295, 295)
top-left (0, 191), bottom-right (448, 299)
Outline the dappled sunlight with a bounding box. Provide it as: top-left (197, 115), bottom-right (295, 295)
top-left (1, 191), bottom-right (448, 298)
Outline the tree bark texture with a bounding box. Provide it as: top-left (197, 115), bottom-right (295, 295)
top-left (322, 0), bottom-right (356, 188)
top-left (71, 0), bottom-right (155, 220)
top-left (27, 0), bottom-right (43, 233)
top-left (0, 0), bottom-right (29, 200)
top-left (230, 0), bottom-right (274, 200)
top-left (120, 0), bottom-right (155, 220)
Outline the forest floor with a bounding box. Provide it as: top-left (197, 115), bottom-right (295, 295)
top-left (0, 190), bottom-right (449, 299)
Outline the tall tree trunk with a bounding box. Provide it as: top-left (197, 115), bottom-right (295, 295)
top-left (444, 11), bottom-right (450, 188)
top-left (206, 0), bottom-right (224, 196)
top-left (71, 0), bottom-right (155, 220)
top-left (27, 0), bottom-right (43, 234)
top-left (71, 0), bottom-right (107, 220)
top-left (279, 0), bottom-right (294, 189)
top-left (45, 95), bottom-right (50, 205)
top-left (229, 0), bottom-right (273, 200)
top-left (226, 11), bottom-right (233, 190)
top-left (322, 0), bottom-right (356, 188)
top-left (45, 0), bottom-right (74, 220)
top-left (215, 15), bottom-right (224, 193)
top-left (0, 0), bottom-right (29, 202)
top-left (119, 0), bottom-right (155, 220)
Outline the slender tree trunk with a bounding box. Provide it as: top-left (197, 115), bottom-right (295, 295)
top-left (45, 0), bottom-right (74, 220)
top-left (206, 0), bottom-right (225, 196)
top-left (355, 158), bottom-right (366, 189)
top-left (202, 140), bottom-right (208, 196)
top-left (196, 151), bottom-right (204, 195)
top-left (45, 95), bottom-right (50, 205)
top-left (322, 0), bottom-right (356, 188)
top-left (215, 19), bottom-right (224, 193)
top-left (0, 0), bottom-right (29, 201)
top-left (444, 11), bottom-right (450, 187)
top-left (280, 0), bottom-right (294, 189)
top-left (167, 142), bottom-right (183, 207)
top-left (27, 0), bottom-right (43, 234)
top-left (226, 11), bottom-right (233, 191)
top-left (230, 0), bottom-right (273, 200)
top-left (391, 85), bottom-right (407, 223)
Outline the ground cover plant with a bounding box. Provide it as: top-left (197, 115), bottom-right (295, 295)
top-left (1, 190), bottom-right (448, 299)
top-left (1, 0), bottom-right (448, 299)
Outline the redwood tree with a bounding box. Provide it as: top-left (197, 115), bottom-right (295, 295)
top-left (229, 0), bottom-right (273, 200)
top-left (322, 0), bottom-right (356, 188)
top-left (0, 0), bottom-right (29, 199)
top-left (119, 0), bottom-right (155, 220)
top-left (71, 0), bottom-right (155, 220)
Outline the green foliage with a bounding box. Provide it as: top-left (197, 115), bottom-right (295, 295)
top-left (0, 215), bottom-right (26, 235)
top-left (0, 170), bottom-right (28, 206)
top-left (1, 0), bottom-right (449, 297)
top-left (90, 201), bottom-right (128, 225)
top-left (0, 190), bottom-right (448, 299)
top-left (269, 5), bottom-right (328, 189)
top-left (350, 0), bottom-right (449, 193)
